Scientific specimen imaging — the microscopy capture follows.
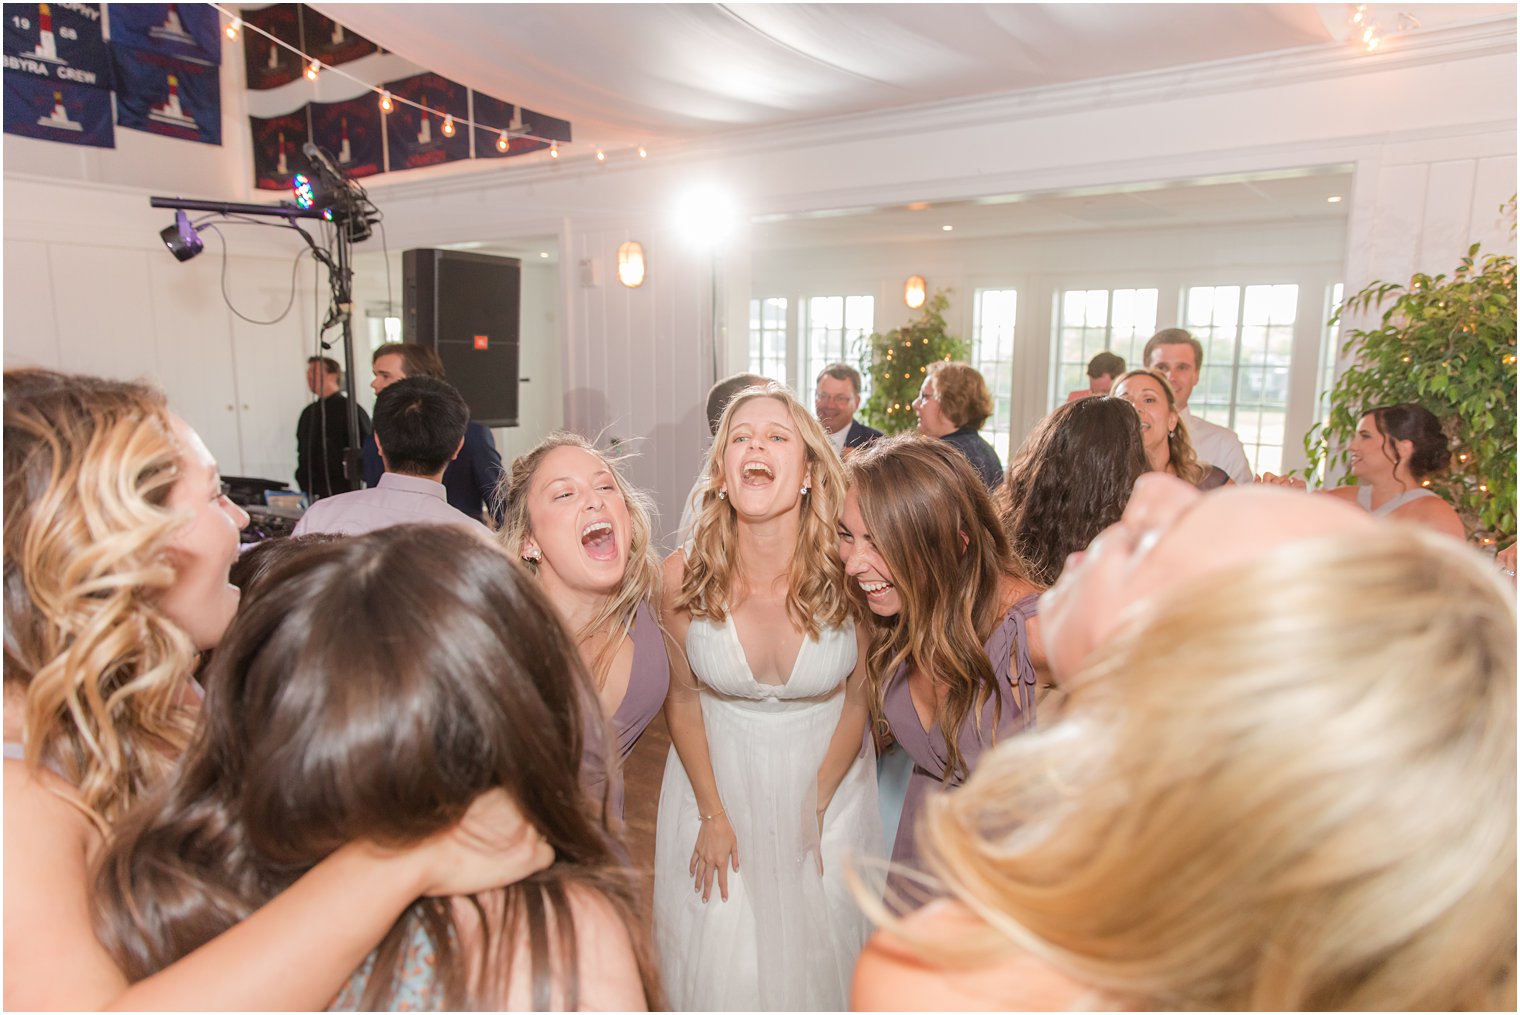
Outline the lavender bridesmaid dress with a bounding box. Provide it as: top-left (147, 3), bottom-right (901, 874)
top-left (881, 592), bottom-right (1039, 896)
top-left (603, 598), bottom-right (670, 822)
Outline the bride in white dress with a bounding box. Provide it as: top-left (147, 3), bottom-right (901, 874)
top-left (655, 384), bottom-right (883, 1011)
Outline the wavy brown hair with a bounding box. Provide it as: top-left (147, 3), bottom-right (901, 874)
top-left (844, 434), bottom-right (1017, 781)
top-left (996, 397), bottom-right (1151, 589)
top-left (677, 385), bottom-right (849, 636)
top-left (1114, 368), bottom-right (1206, 485)
top-left (498, 432), bottom-right (661, 685)
top-left (3, 369), bottom-right (199, 827)
top-left (92, 527), bottom-right (664, 1011)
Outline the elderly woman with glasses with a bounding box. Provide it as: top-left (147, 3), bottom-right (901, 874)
top-left (912, 361), bottom-right (1003, 489)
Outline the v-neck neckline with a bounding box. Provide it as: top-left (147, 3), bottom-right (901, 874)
top-left (724, 611), bottom-right (808, 689)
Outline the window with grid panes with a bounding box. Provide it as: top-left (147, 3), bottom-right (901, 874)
top-left (804, 295), bottom-right (874, 398)
top-left (972, 289), bottom-right (1017, 464)
top-left (1182, 283), bottom-right (1300, 476)
top-left (748, 297), bottom-right (789, 385)
top-left (1051, 288), bottom-right (1158, 408)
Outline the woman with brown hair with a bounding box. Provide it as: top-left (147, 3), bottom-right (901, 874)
top-left (500, 432), bottom-right (669, 822)
top-left (4, 369), bottom-right (542, 1010)
top-left (1113, 368), bottom-right (1230, 490)
top-left (95, 526), bottom-right (663, 1011)
top-left (853, 477), bottom-right (1514, 1011)
top-left (997, 395), bottom-right (1151, 589)
top-left (913, 361), bottom-right (1004, 488)
top-left (655, 383), bottom-right (882, 1010)
top-left (839, 434), bottom-right (1045, 901)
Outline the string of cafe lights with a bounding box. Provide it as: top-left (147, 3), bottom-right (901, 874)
top-left (1346, 4), bottom-right (1420, 52)
top-left (213, 3), bottom-right (647, 163)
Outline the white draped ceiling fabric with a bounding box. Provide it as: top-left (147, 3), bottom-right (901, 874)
top-left (310, 3), bottom-right (1504, 153)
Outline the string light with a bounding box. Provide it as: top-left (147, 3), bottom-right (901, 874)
top-left (497, 130), bottom-right (510, 153)
top-left (1480, 484), bottom-right (1489, 492)
top-left (1352, 4), bottom-right (1366, 24)
top-left (208, 2), bottom-right (579, 160)
top-left (638, 146), bottom-right (648, 159)
top-left (595, 149), bottom-right (606, 162)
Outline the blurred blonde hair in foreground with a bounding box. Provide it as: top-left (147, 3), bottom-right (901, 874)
top-left (920, 526), bottom-right (1516, 1010)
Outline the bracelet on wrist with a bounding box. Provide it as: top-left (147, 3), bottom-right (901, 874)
top-left (700, 808), bottom-right (726, 823)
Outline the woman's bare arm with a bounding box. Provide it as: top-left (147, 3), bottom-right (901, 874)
top-left (815, 622), bottom-right (872, 822)
top-left (658, 551), bottom-right (739, 903)
top-left (4, 762), bottom-right (550, 1011)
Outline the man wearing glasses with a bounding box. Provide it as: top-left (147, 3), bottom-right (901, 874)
top-left (815, 363), bottom-right (883, 457)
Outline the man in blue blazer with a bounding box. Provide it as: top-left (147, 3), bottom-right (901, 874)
top-left (362, 342), bottom-right (505, 524)
top-left (815, 363), bottom-right (883, 456)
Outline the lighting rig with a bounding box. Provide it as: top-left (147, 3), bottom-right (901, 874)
top-left (150, 144), bottom-right (379, 492)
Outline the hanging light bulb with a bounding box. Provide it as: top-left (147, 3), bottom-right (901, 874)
top-left (595, 149), bottom-right (606, 162)
top-left (441, 113), bottom-right (455, 138)
top-left (225, 17), bottom-right (241, 40)
top-left (637, 146), bottom-right (648, 159)
top-left (549, 141), bottom-right (559, 159)
top-left (379, 90), bottom-right (393, 114)
top-left (496, 130), bottom-right (510, 153)
top-left (1351, 4), bottom-right (1366, 24)
top-left (305, 59), bottom-right (320, 81)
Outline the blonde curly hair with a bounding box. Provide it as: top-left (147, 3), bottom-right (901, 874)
top-left (919, 527), bottom-right (1516, 1010)
top-left (676, 384), bottom-right (849, 637)
top-left (3, 369), bottom-right (201, 827)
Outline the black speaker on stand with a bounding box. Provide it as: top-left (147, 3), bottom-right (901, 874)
top-left (403, 248), bottom-right (522, 426)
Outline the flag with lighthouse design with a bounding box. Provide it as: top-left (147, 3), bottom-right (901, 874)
top-left (110, 43), bottom-right (220, 144)
top-left (310, 95), bottom-right (382, 179)
top-left (3, 1), bottom-right (113, 145)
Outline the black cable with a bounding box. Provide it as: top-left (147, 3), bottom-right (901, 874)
top-left (199, 223), bottom-right (310, 326)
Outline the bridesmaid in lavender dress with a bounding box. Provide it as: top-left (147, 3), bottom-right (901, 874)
top-left (501, 433), bottom-right (669, 823)
top-left (839, 435), bottom-right (1046, 901)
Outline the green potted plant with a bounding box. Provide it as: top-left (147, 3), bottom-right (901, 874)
top-left (859, 289), bottom-right (970, 434)
top-left (1305, 238), bottom-right (1517, 545)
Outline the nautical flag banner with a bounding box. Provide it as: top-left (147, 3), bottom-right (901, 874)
top-left (2, 3), bottom-right (109, 88)
top-left (242, 2), bottom-right (299, 89)
top-left (299, 6), bottom-right (377, 68)
top-left (111, 44), bottom-right (220, 144)
top-left (470, 90), bottom-right (530, 159)
top-left (106, 4), bottom-right (219, 65)
top-left (4, 70), bottom-right (112, 144)
top-left (250, 108), bottom-right (309, 190)
top-left (310, 94), bottom-right (382, 178)
top-left (382, 71), bottom-right (467, 171)
top-left (520, 105), bottom-right (572, 144)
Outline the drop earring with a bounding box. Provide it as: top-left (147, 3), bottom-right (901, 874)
top-left (717, 489), bottom-right (727, 500)
top-left (801, 484), bottom-right (811, 496)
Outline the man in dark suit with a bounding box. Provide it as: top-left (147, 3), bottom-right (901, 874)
top-left (815, 363), bottom-right (882, 456)
top-left (361, 342), bottom-right (505, 524)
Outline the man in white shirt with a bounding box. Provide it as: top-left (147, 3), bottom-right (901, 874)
top-left (294, 376), bottom-right (491, 539)
top-left (1144, 328), bottom-right (1253, 486)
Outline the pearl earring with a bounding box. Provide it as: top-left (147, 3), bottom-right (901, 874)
top-left (523, 548), bottom-right (541, 562)
top-left (801, 484), bottom-right (811, 495)
top-left (717, 490), bottom-right (727, 500)
top-left (1168, 429), bottom-right (1175, 438)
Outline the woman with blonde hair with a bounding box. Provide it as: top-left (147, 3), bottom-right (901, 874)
top-left (1113, 368), bottom-right (1230, 489)
top-left (3, 369), bottom-right (544, 1009)
top-left (500, 431), bottom-right (668, 822)
top-left (95, 526), bottom-right (663, 1011)
top-left (913, 361), bottom-right (1004, 488)
top-left (655, 383), bottom-right (882, 1010)
top-left (853, 476), bottom-right (1515, 1011)
top-left (838, 435), bottom-right (1044, 899)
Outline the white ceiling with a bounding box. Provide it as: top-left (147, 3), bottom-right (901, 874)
top-left (317, 3), bottom-right (1511, 151)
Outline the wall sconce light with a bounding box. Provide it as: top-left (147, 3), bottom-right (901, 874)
top-left (904, 275), bottom-right (927, 309)
top-left (617, 241), bottom-right (646, 288)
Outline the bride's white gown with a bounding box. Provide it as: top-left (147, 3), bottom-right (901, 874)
top-left (654, 613), bottom-right (883, 1011)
